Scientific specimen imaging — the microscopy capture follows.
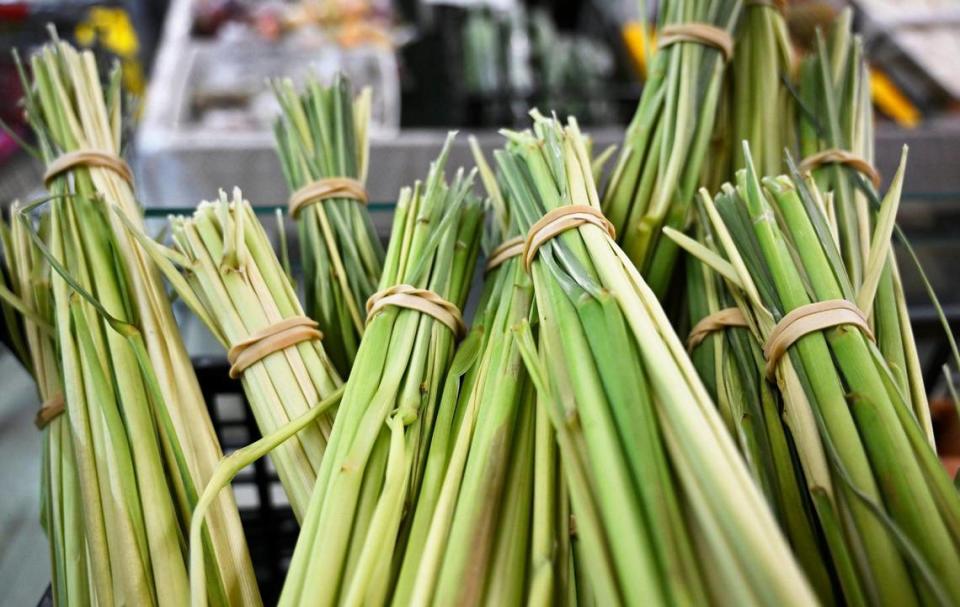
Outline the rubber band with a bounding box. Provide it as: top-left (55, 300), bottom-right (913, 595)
top-left (44, 150), bottom-right (134, 187)
top-left (799, 149), bottom-right (881, 189)
top-left (658, 23), bottom-right (734, 62)
top-left (484, 236), bottom-right (524, 273)
top-left (35, 393), bottom-right (65, 430)
top-left (745, 0), bottom-right (785, 11)
top-left (366, 284), bottom-right (466, 338)
top-left (522, 205), bottom-right (616, 270)
top-left (227, 316), bottom-right (323, 379)
top-left (288, 177), bottom-right (368, 219)
top-left (763, 299), bottom-right (873, 380)
top-left (686, 307), bottom-right (749, 351)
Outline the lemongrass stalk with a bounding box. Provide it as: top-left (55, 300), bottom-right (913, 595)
top-left (22, 38), bottom-right (258, 605)
top-left (278, 136), bottom-right (484, 607)
top-left (602, 0), bottom-right (742, 297)
top-left (502, 113), bottom-right (815, 605)
top-left (273, 74), bottom-right (383, 376)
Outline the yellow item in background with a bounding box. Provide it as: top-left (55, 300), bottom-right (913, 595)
top-left (75, 7), bottom-right (145, 96)
top-left (870, 67), bottom-right (920, 128)
top-left (622, 21), bottom-right (656, 79)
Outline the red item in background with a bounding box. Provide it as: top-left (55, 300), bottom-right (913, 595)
top-left (0, 62), bottom-right (25, 125)
top-left (932, 397), bottom-right (960, 478)
top-left (0, 3), bottom-right (28, 21)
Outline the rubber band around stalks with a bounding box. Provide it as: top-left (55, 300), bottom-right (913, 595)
top-left (686, 307), bottom-right (749, 351)
top-left (522, 205), bottom-right (616, 270)
top-left (658, 23), bottom-right (735, 62)
top-left (484, 236), bottom-right (524, 273)
top-left (288, 177), bottom-right (368, 219)
top-left (763, 299), bottom-right (874, 380)
top-left (799, 149), bottom-right (882, 189)
top-left (745, 0), bottom-right (786, 11)
top-left (365, 284), bottom-right (466, 338)
top-left (35, 393), bottom-right (66, 430)
top-left (44, 150), bottom-right (134, 187)
top-left (227, 316), bottom-right (324, 379)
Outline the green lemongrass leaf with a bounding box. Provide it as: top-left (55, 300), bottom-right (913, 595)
top-left (512, 319), bottom-right (547, 397)
top-left (891, 220), bottom-right (960, 390)
top-left (406, 172), bottom-right (477, 286)
top-left (857, 146), bottom-right (906, 313)
top-left (663, 226), bottom-right (743, 289)
top-left (22, 212), bottom-right (138, 339)
top-left (591, 143), bottom-right (618, 185)
top-left (0, 282), bottom-right (54, 334)
top-left (111, 204), bottom-right (227, 346)
top-left (469, 136), bottom-right (508, 235)
top-left (698, 188), bottom-right (766, 311)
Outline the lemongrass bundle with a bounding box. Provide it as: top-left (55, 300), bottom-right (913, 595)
top-left (500, 112), bottom-right (815, 606)
top-left (389, 142), bottom-right (573, 606)
top-left (729, 0), bottom-right (794, 177)
top-left (126, 190), bottom-right (342, 521)
top-left (21, 39), bottom-right (258, 606)
top-left (602, 0), bottom-right (741, 297)
top-left (682, 219), bottom-right (836, 602)
top-left (273, 74), bottom-right (383, 376)
top-left (278, 135), bottom-right (483, 606)
top-left (674, 149), bottom-right (960, 605)
top-left (796, 10), bottom-right (934, 440)
top-left (0, 208), bottom-right (91, 606)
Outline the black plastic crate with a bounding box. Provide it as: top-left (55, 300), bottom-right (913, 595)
top-left (195, 357), bottom-right (297, 605)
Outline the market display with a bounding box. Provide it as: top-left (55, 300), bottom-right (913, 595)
top-left (3, 3), bottom-right (960, 606)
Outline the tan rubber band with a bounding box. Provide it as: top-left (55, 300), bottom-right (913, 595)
top-left (522, 205), bottom-right (616, 270)
top-left (366, 284), bottom-right (466, 338)
top-left (44, 150), bottom-right (134, 187)
top-left (658, 23), bottom-right (734, 62)
top-left (763, 299), bottom-right (874, 380)
top-left (799, 149), bottom-right (881, 189)
top-left (227, 316), bottom-right (323, 379)
top-left (289, 177), bottom-right (368, 219)
top-left (485, 236), bottom-right (524, 273)
top-left (686, 307), bottom-right (748, 351)
top-left (35, 393), bottom-right (65, 430)
top-left (745, 0), bottom-right (785, 11)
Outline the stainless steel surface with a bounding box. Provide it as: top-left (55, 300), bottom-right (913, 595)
top-left (138, 0), bottom-right (400, 210)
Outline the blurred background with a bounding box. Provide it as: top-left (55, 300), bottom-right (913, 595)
top-left (1, 0), bottom-right (959, 603)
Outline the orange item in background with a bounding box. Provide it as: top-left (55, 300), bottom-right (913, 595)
top-left (622, 21), bottom-right (655, 79)
top-left (870, 67), bottom-right (921, 128)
